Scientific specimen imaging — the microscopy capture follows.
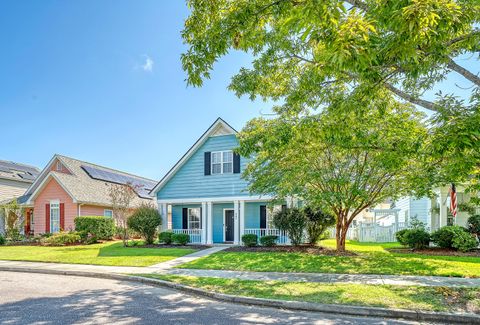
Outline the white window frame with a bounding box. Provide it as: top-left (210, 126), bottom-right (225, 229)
top-left (188, 208), bottom-right (201, 230)
top-left (104, 209), bottom-right (113, 218)
top-left (211, 150), bottom-right (233, 175)
top-left (50, 200), bottom-right (60, 233)
top-left (56, 161), bottom-right (62, 171)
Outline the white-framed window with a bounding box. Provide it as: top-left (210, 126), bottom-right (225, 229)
top-left (188, 208), bottom-right (201, 229)
top-left (50, 200), bottom-right (60, 233)
top-left (56, 161), bottom-right (62, 171)
top-left (211, 150), bottom-right (233, 174)
top-left (104, 209), bottom-right (113, 218)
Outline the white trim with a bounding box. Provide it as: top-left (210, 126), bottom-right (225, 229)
top-left (157, 195), bottom-right (273, 205)
top-left (187, 207), bottom-right (201, 230)
top-left (201, 202), bottom-right (207, 244)
top-left (24, 155), bottom-right (74, 196)
top-left (233, 200), bottom-right (240, 245)
top-left (239, 200), bottom-right (245, 241)
top-left (206, 202), bottom-right (213, 244)
top-left (223, 208), bottom-right (234, 242)
top-left (150, 118), bottom-right (237, 195)
top-left (26, 173), bottom-right (77, 205)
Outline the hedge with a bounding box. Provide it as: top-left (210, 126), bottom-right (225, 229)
top-left (74, 216), bottom-right (115, 240)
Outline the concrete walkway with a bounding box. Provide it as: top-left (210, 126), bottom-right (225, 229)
top-left (1, 245), bottom-right (480, 287)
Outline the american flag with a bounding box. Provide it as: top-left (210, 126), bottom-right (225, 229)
top-left (450, 183), bottom-right (457, 218)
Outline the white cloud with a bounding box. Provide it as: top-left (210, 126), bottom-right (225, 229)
top-left (141, 55), bottom-right (154, 72)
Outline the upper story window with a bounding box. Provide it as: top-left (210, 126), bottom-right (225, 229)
top-left (211, 151), bottom-right (233, 175)
top-left (56, 161), bottom-right (62, 171)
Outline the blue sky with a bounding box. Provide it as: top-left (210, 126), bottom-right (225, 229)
top-left (0, 1), bottom-right (477, 181)
top-left (0, 1), bottom-right (269, 180)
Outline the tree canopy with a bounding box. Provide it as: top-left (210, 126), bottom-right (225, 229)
top-left (182, 0), bottom-right (480, 194)
top-left (237, 94), bottom-right (430, 250)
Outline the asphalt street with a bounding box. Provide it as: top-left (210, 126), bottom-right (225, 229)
top-left (0, 271), bottom-right (429, 325)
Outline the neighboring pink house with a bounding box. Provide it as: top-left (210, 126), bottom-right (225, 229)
top-left (21, 155), bottom-right (156, 234)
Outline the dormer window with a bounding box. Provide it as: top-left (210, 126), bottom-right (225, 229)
top-left (56, 161), bottom-right (62, 171)
top-left (211, 151), bottom-right (233, 175)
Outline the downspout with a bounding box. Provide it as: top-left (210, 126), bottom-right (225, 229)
top-left (78, 203), bottom-right (84, 217)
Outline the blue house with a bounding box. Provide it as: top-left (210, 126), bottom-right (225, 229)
top-left (150, 118), bottom-right (288, 245)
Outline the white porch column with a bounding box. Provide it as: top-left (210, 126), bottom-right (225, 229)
top-left (234, 200), bottom-right (240, 245)
top-left (239, 200), bottom-right (245, 243)
top-left (201, 202), bottom-right (207, 244)
top-left (439, 187), bottom-right (449, 228)
top-left (206, 202), bottom-right (213, 244)
top-left (160, 203), bottom-right (168, 231)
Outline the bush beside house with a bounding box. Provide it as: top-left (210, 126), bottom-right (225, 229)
top-left (172, 233), bottom-right (189, 245)
top-left (159, 231), bottom-right (173, 244)
top-left (74, 216), bottom-right (115, 242)
top-left (127, 204), bottom-right (161, 245)
top-left (242, 234), bottom-right (258, 247)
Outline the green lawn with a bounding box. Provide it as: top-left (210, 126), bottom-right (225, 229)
top-left (0, 241), bottom-right (198, 267)
top-left (179, 239), bottom-right (480, 278)
top-left (138, 274), bottom-right (480, 313)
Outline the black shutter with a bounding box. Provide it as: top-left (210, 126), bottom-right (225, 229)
top-left (260, 205), bottom-right (267, 229)
top-left (204, 152), bottom-right (211, 175)
top-left (182, 208), bottom-right (188, 229)
top-left (233, 153), bottom-right (240, 174)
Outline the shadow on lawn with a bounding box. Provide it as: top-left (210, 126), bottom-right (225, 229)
top-left (96, 242), bottom-right (197, 258)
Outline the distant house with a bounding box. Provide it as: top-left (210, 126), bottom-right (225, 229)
top-left (150, 118), bottom-right (288, 245)
top-left (0, 160), bottom-right (39, 203)
top-left (21, 155), bottom-right (155, 235)
top-left (0, 160), bottom-right (40, 235)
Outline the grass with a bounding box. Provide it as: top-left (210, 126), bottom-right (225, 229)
top-left (179, 239), bottom-right (480, 278)
top-left (0, 241), bottom-right (197, 267)
top-left (137, 274), bottom-right (480, 313)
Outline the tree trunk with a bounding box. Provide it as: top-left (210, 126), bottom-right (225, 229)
top-left (335, 213), bottom-right (348, 252)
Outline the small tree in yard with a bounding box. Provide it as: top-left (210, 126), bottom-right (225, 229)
top-left (303, 207), bottom-right (336, 245)
top-left (127, 203), bottom-right (161, 245)
top-left (273, 208), bottom-right (306, 246)
top-left (0, 199), bottom-right (24, 241)
top-left (109, 183), bottom-right (137, 247)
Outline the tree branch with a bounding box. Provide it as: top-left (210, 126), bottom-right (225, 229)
top-left (382, 82), bottom-right (437, 111)
top-left (447, 57), bottom-right (480, 87)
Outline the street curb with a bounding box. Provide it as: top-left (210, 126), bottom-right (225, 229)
top-left (2, 266), bottom-right (479, 324)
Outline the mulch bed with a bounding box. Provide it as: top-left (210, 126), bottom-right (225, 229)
top-left (224, 245), bottom-right (357, 256)
top-left (132, 244), bottom-right (212, 250)
top-left (389, 247), bottom-right (480, 257)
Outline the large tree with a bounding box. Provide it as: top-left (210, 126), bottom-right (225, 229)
top-left (237, 94), bottom-right (429, 251)
top-left (182, 0), bottom-right (480, 194)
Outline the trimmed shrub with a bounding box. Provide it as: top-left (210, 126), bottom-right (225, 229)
top-left (273, 208), bottom-right (306, 246)
top-left (159, 231), bottom-right (173, 244)
top-left (260, 235), bottom-right (277, 247)
top-left (74, 216), bottom-right (115, 241)
top-left (452, 231), bottom-right (478, 252)
top-left (6, 229), bottom-right (22, 242)
top-left (431, 226), bottom-right (466, 249)
top-left (402, 228), bottom-right (430, 249)
top-left (0, 234), bottom-right (5, 245)
top-left (127, 204), bottom-right (161, 245)
top-left (468, 215), bottom-right (480, 236)
top-left (41, 232), bottom-right (81, 246)
top-left (172, 233), bottom-right (190, 245)
top-left (395, 229), bottom-right (409, 246)
top-left (303, 206), bottom-right (336, 245)
top-left (242, 234), bottom-right (258, 247)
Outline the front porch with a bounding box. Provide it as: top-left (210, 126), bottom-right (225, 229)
top-left (158, 199), bottom-right (290, 245)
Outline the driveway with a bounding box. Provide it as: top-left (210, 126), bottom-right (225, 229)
top-left (0, 272), bottom-right (424, 325)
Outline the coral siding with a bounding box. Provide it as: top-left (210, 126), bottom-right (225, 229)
top-left (79, 205), bottom-right (111, 216)
top-left (33, 178), bottom-right (77, 234)
top-left (49, 159), bottom-right (72, 175)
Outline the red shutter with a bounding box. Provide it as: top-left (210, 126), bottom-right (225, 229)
top-left (60, 203), bottom-right (65, 231)
top-left (45, 204), bottom-right (50, 233)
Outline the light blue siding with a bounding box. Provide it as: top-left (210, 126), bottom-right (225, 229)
top-left (157, 134), bottom-right (251, 200)
top-left (394, 196), bottom-right (431, 227)
top-left (245, 202), bottom-right (269, 228)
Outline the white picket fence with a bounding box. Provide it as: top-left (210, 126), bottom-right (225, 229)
top-left (172, 229), bottom-right (203, 244)
top-left (243, 228), bottom-right (291, 245)
top-left (330, 222), bottom-right (411, 242)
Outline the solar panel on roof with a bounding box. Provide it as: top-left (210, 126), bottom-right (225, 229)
top-left (0, 161), bottom-right (39, 176)
top-left (81, 165), bottom-right (154, 199)
top-left (18, 173), bottom-right (36, 180)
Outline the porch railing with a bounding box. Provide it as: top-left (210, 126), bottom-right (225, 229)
top-left (243, 228), bottom-right (291, 245)
top-left (172, 229), bottom-right (203, 244)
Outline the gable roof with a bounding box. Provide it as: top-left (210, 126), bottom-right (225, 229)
top-left (150, 117), bottom-right (237, 196)
top-left (26, 155), bottom-right (156, 206)
top-left (0, 159), bottom-right (40, 184)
